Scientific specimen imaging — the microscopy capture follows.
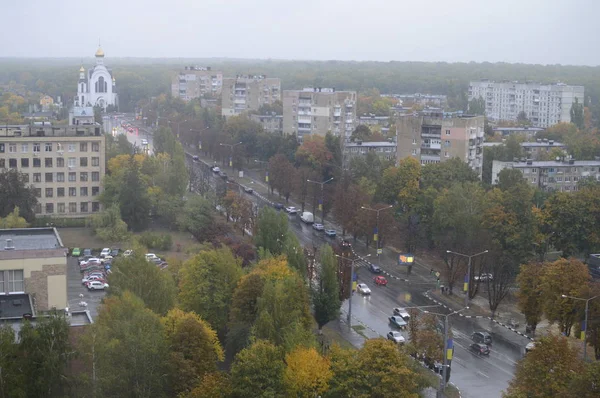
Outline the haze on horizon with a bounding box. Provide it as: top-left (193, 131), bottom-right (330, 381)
top-left (1, 0), bottom-right (598, 66)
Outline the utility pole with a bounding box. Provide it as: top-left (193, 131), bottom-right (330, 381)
top-left (561, 294), bottom-right (599, 361)
top-left (219, 142), bottom-right (243, 172)
top-left (307, 177), bottom-right (334, 224)
top-left (336, 253), bottom-right (370, 328)
top-left (446, 250), bottom-right (488, 307)
top-left (361, 205), bottom-right (393, 267)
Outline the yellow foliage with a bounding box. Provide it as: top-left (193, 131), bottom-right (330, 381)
top-left (107, 153), bottom-right (146, 174)
top-left (0, 207), bottom-right (29, 229)
top-left (254, 256), bottom-right (294, 281)
top-left (284, 347), bottom-right (332, 397)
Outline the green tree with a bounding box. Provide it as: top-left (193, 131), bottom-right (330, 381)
top-left (254, 207), bottom-right (289, 256)
top-left (230, 340), bottom-right (286, 398)
top-left (117, 157), bottom-right (151, 231)
top-left (517, 110), bottom-right (530, 125)
top-left (0, 206), bottom-right (29, 228)
top-left (178, 195), bottom-right (224, 243)
top-left (516, 262), bottom-right (545, 334)
top-left (107, 253), bottom-right (176, 315)
top-left (183, 372), bottom-right (232, 398)
top-left (283, 232), bottom-right (306, 278)
top-left (468, 96), bottom-right (486, 115)
top-left (90, 203), bottom-right (131, 243)
top-left (570, 97), bottom-right (585, 130)
top-left (350, 124), bottom-right (372, 142)
top-left (0, 169), bottom-right (37, 221)
top-left (0, 325), bottom-right (23, 397)
top-left (377, 157), bottom-right (421, 210)
top-left (178, 247), bottom-right (243, 333)
top-left (420, 157), bottom-right (479, 191)
top-left (313, 245), bottom-right (341, 330)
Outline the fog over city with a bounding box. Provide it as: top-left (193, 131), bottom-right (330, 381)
top-left (2, 0), bottom-right (599, 65)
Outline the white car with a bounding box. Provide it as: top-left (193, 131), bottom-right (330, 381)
top-left (475, 273), bottom-right (494, 282)
top-left (393, 307), bottom-right (411, 320)
top-left (100, 248), bottom-right (111, 258)
top-left (87, 281), bottom-right (109, 291)
top-left (123, 250), bottom-right (133, 257)
top-left (356, 283), bottom-right (371, 295)
top-left (387, 331), bottom-right (406, 344)
top-left (80, 257), bottom-right (101, 266)
top-left (145, 253), bottom-right (159, 261)
top-left (82, 274), bottom-right (104, 284)
top-left (285, 206), bottom-right (297, 214)
top-left (312, 223), bottom-right (324, 231)
top-left (212, 166), bottom-right (221, 173)
top-left (141, 139), bottom-right (148, 146)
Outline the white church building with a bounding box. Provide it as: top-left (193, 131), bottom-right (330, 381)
top-left (73, 46), bottom-right (118, 111)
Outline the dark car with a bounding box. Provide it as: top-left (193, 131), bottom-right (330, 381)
top-left (369, 263), bottom-right (381, 273)
top-left (469, 343), bottom-right (490, 356)
top-left (471, 331), bottom-right (493, 345)
top-left (243, 186), bottom-right (253, 194)
top-left (273, 203), bottom-right (284, 210)
top-left (192, 155), bottom-right (199, 162)
top-left (110, 248), bottom-right (120, 257)
top-left (341, 239), bottom-right (351, 248)
top-left (83, 248), bottom-right (92, 257)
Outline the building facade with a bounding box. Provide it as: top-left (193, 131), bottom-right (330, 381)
top-left (358, 115), bottom-right (390, 127)
top-left (250, 114), bottom-right (283, 134)
top-left (469, 80), bottom-right (584, 128)
top-left (171, 66), bottom-right (223, 101)
top-left (221, 76), bottom-right (281, 118)
top-left (283, 88), bottom-right (357, 140)
top-left (74, 46), bottom-right (118, 110)
top-left (492, 159), bottom-right (600, 192)
top-left (396, 111), bottom-right (485, 176)
top-left (0, 227), bottom-right (67, 314)
top-left (392, 93), bottom-right (447, 108)
top-left (492, 126), bottom-right (544, 139)
top-left (344, 141), bottom-right (397, 163)
top-left (0, 124), bottom-right (105, 217)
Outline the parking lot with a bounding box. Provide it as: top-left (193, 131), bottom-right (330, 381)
top-left (67, 256), bottom-right (105, 320)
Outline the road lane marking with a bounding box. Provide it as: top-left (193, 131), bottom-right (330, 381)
top-left (476, 371), bottom-right (489, 379)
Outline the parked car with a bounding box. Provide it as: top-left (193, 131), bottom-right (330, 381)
top-left (325, 229), bottom-right (337, 238)
top-left (300, 211), bottom-right (314, 224)
top-left (356, 283), bottom-right (371, 295)
top-left (243, 186), bottom-right (253, 194)
top-left (212, 166), bottom-right (221, 173)
top-left (393, 307), bottom-right (411, 321)
top-left (83, 248), bottom-right (92, 257)
top-left (387, 331), bottom-right (405, 344)
top-left (151, 258), bottom-right (163, 265)
top-left (145, 253), bottom-right (159, 261)
top-left (369, 263), bottom-right (381, 273)
top-left (525, 342), bottom-right (536, 353)
top-left (471, 331), bottom-right (493, 345)
top-left (80, 257), bottom-right (101, 267)
top-left (71, 248), bottom-right (81, 257)
top-left (100, 248), bottom-right (111, 258)
top-left (373, 275), bottom-right (388, 286)
top-left (475, 273), bottom-right (494, 282)
top-left (82, 275), bottom-right (106, 285)
top-left (87, 281), bottom-right (109, 291)
top-left (389, 315), bottom-right (407, 329)
top-left (123, 249), bottom-right (133, 257)
top-left (469, 343), bottom-right (490, 356)
top-left (192, 155), bottom-right (199, 162)
top-left (285, 206), bottom-right (297, 214)
top-left (313, 223), bottom-right (324, 231)
top-left (110, 248), bottom-right (120, 257)
top-left (273, 203), bottom-right (284, 210)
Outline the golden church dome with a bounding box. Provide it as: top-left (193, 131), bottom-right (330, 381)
top-left (95, 46), bottom-right (105, 57)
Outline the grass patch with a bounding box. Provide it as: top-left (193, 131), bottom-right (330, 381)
top-left (351, 325), bottom-right (368, 339)
top-left (320, 327), bottom-right (356, 351)
top-left (409, 359), bottom-right (461, 398)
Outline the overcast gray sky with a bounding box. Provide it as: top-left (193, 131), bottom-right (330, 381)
top-left (1, 0), bottom-right (598, 65)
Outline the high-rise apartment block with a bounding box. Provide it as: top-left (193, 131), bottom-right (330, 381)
top-left (468, 80), bottom-right (584, 128)
top-left (172, 66), bottom-right (223, 101)
top-left (396, 111), bottom-right (484, 177)
top-left (283, 88), bottom-right (357, 140)
top-left (221, 76), bottom-right (281, 118)
top-left (0, 124), bottom-right (105, 217)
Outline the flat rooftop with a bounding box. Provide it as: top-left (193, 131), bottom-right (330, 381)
top-left (521, 141), bottom-right (565, 148)
top-left (0, 227), bottom-right (63, 251)
top-left (512, 160), bottom-right (600, 168)
top-left (0, 293), bottom-right (34, 319)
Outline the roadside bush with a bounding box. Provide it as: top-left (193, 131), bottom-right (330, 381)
top-left (31, 216), bottom-right (87, 228)
top-left (138, 231), bottom-right (173, 251)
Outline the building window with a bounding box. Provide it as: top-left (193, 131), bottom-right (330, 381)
top-left (445, 129), bottom-right (450, 135)
top-left (34, 188), bottom-right (41, 197)
top-left (531, 168), bottom-right (537, 173)
top-left (92, 172), bottom-right (100, 182)
top-left (80, 202), bottom-right (89, 213)
top-left (45, 158), bottom-right (53, 167)
top-left (444, 151), bottom-right (449, 157)
top-left (80, 172), bottom-right (88, 182)
top-left (80, 187), bottom-right (88, 196)
top-left (45, 173), bottom-right (53, 183)
top-left (411, 149), bottom-right (417, 155)
top-left (0, 159), bottom-right (4, 168)
top-left (532, 177), bottom-right (537, 183)
top-left (57, 203), bottom-right (65, 213)
top-left (92, 202), bottom-right (100, 212)
top-left (92, 142), bottom-right (100, 152)
top-left (57, 172), bottom-right (65, 182)
top-left (0, 144), bottom-right (4, 153)
top-left (69, 202), bottom-right (77, 213)
top-left (80, 157), bottom-right (88, 167)
top-left (68, 158), bottom-right (76, 168)
top-left (21, 144), bottom-right (28, 153)
top-left (92, 186), bottom-right (100, 196)
top-left (91, 157), bottom-right (100, 166)
top-left (57, 187), bottom-right (65, 197)
top-left (56, 157), bottom-right (64, 167)
top-left (7, 270), bottom-right (24, 293)
top-left (33, 173), bottom-right (41, 183)
top-left (80, 142), bottom-right (88, 152)
top-left (45, 143), bottom-right (52, 152)
top-left (9, 144), bottom-right (16, 153)
top-left (46, 203), bottom-right (54, 213)
top-left (33, 158), bottom-right (41, 168)
top-left (33, 143), bottom-right (40, 152)
top-left (8, 159), bottom-right (17, 168)
top-left (69, 187), bottom-right (77, 197)
top-left (20, 158), bottom-right (29, 167)
top-left (68, 172), bottom-right (76, 182)
top-left (68, 144), bottom-right (76, 152)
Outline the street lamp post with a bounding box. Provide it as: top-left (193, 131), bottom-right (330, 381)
top-left (190, 126), bottom-right (210, 153)
top-left (307, 177), bottom-right (334, 224)
top-left (219, 142), bottom-right (243, 171)
top-left (254, 159), bottom-right (269, 183)
top-left (422, 307), bottom-right (469, 398)
top-left (361, 205), bottom-right (393, 267)
top-left (168, 119), bottom-right (187, 139)
top-left (561, 294), bottom-right (599, 361)
top-left (335, 253), bottom-right (371, 328)
top-left (446, 250), bottom-right (488, 307)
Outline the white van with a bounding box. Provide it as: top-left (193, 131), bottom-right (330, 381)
top-left (300, 211), bottom-right (314, 224)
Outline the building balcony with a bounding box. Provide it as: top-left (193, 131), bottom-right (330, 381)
top-left (298, 126), bottom-right (311, 132)
top-left (334, 111), bottom-right (341, 117)
top-left (298, 110), bottom-right (311, 116)
top-left (345, 119), bottom-right (354, 124)
top-left (298, 117), bottom-right (311, 124)
top-left (422, 143), bottom-right (441, 150)
top-left (421, 132), bottom-right (441, 138)
top-left (421, 154), bottom-right (440, 161)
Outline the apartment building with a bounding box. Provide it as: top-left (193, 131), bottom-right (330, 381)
top-left (483, 139), bottom-right (567, 161)
top-left (492, 126), bottom-right (544, 139)
top-left (358, 115), bottom-right (390, 127)
top-left (343, 141), bottom-right (397, 163)
top-left (221, 75), bottom-right (281, 118)
top-left (283, 88), bottom-right (357, 140)
top-left (492, 159), bottom-right (600, 192)
top-left (392, 93), bottom-right (448, 108)
top-left (469, 80), bottom-right (585, 128)
top-left (0, 124), bottom-right (105, 217)
top-left (250, 113), bottom-right (283, 134)
top-left (396, 110), bottom-right (485, 177)
top-left (0, 227), bottom-right (67, 315)
top-left (171, 66), bottom-right (223, 101)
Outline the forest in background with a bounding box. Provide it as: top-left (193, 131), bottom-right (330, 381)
top-left (1, 57), bottom-right (599, 126)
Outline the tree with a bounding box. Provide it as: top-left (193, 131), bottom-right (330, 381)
top-left (0, 206), bottom-right (28, 228)
top-left (117, 157), bottom-right (151, 231)
top-left (504, 334), bottom-right (583, 398)
top-left (254, 207), bottom-right (289, 256)
top-left (468, 96), bottom-right (486, 115)
top-left (178, 247), bottom-right (243, 333)
top-left (570, 97), bottom-right (584, 130)
top-left (178, 195), bottom-right (227, 243)
top-left (268, 154), bottom-right (295, 200)
top-left (283, 232), bottom-right (306, 278)
top-left (350, 124), bottom-right (372, 142)
top-left (0, 169), bottom-right (37, 221)
top-left (90, 203), bottom-right (131, 243)
top-left (0, 325), bottom-right (23, 397)
top-left (517, 110), bottom-right (530, 125)
top-left (516, 262), bottom-right (545, 335)
top-left (420, 158), bottom-right (479, 191)
top-left (107, 253), bottom-right (176, 315)
top-left (295, 135), bottom-right (333, 173)
top-left (161, 309), bottom-right (224, 395)
top-left (485, 252), bottom-right (516, 318)
top-left (327, 339), bottom-right (420, 398)
top-left (230, 340), bottom-right (286, 398)
top-left (81, 292), bottom-right (169, 397)
top-left (378, 157), bottom-right (421, 211)
top-left (313, 245), bottom-right (341, 330)
top-left (183, 372), bottom-right (232, 398)
top-left (284, 347), bottom-right (332, 397)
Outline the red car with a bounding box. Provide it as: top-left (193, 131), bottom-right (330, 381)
top-left (373, 276), bottom-right (388, 286)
